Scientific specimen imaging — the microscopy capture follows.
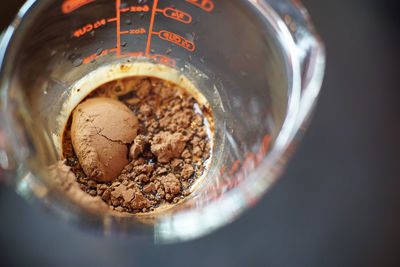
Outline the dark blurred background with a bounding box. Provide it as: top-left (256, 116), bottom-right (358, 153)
top-left (1, 0), bottom-right (400, 266)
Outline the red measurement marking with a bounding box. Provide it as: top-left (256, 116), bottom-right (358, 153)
top-left (62, 0), bottom-right (95, 14)
top-left (83, 49), bottom-right (145, 64)
top-left (116, 0), bottom-right (121, 57)
top-left (205, 134), bottom-right (271, 202)
top-left (73, 18), bottom-right (106, 38)
top-left (185, 0), bottom-right (214, 12)
top-left (219, 166), bottom-right (226, 177)
top-left (107, 18), bottom-right (117, 22)
top-left (129, 52), bottom-right (144, 57)
top-left (162, 7), bottom-right (192, 24)
top-left (130, 28), bottom-right (146, 34)
top-left (146, 0), bottom-right (159, 56)
top-left (228, 160), bottom-right (241, 175)
top-left (83, 48), bottom-right (109, 64)
top-left (151, 54), bottom-right (176, 68)
top-left (121, 5), bottom-right (150, 12)
top-left (121, 28), bottom-right (146, 34)
top-left (241, 153), bottom-right (255, 171)
top-left (157, 30), bottom-right (195, 51)
top-left (255, 134), bottom-right (271, 166)
top-left (216, 165), bottom-right (227, 181)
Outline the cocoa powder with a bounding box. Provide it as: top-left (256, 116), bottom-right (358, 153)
top-left (62, 76), bottom-right (213, 213)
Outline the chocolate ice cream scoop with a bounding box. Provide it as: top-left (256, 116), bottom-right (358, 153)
top-left (71, 98), bottom-right (139, 182)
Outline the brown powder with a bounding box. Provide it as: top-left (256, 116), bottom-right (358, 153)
top-left (181, 164), bottom-right (194, 180)
top-left (70, 98), bottom-right (139, 182)
top-left (49, 161), bottom-right (111, 213)
top-left (62, 76), bottom-right (213, 214)
top-left (129, 135), bottom-right (146, 160)
top-left (151, 132), bottom-right (188, 163)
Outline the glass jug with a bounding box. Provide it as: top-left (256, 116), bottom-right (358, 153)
top-left (0, 0), bottom-right (325, 243)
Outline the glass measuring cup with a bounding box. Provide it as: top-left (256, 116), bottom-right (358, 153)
top-left (0, 0), bottom-right (324, 243)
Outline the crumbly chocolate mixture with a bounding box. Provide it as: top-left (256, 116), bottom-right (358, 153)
top-left (62, 77), bottom-right (213, 213)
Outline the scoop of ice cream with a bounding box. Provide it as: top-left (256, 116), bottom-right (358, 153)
top-left (71, 98), bottom-right (139, 182)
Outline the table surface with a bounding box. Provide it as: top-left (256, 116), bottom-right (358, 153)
top-left (1, 0), bottom-right (399, 266)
